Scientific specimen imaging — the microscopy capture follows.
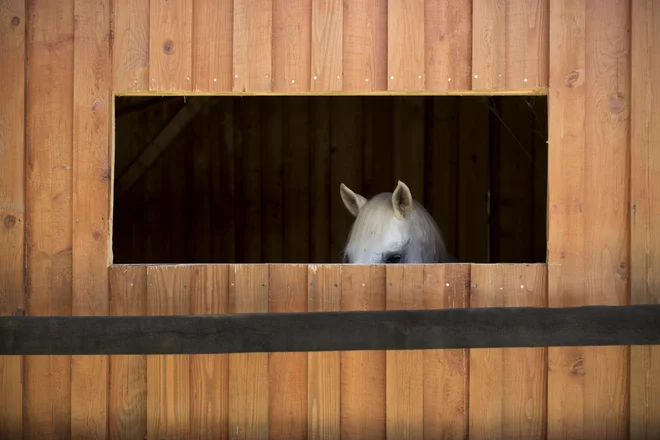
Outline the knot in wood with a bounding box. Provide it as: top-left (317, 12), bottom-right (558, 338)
top-left (609, 93), bottom-right (626, 114)
top-left (163, 40), bottom-right (173, 54)
top-left (11, 16), bottom-right (20, 27)
top-left (565, 69), bottom-right (583, 88)
top-left (4, 215), bottom-right (16, 228)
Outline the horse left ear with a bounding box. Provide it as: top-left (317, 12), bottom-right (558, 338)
top-left (392, 180), bottom-right (413, 220)
top-left (340, 183), bottom-right (367, 217)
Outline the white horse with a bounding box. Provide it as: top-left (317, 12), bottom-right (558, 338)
top-left (340, 180), bottom-right (454, 264)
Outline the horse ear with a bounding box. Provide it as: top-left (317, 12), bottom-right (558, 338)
top-left (392, 180), bottom-right (413, 220)
top-left (340, 183), bottom-right (367, 217)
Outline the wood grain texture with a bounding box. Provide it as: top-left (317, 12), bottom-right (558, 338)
top-left (24, 0), bottom-right (74, 436)
top-left (307, 265), bottom-right (341, 440)
top-left (340, 265), bottom-right (386, 440)
top-left (504, 0), bottom-right (548, 89)
top-left (273, 0), bottom-right (312, 92)
top-left (109, 266), bottom-right (147, 439)
top-left (547, 1), bottom-right (631, 439)
top-left (630, 0), bottom-right (660, 438)
top-left (112, 0), bottom-right (149, 92)
top-left (469, 264), bottom-right (547, 439)
top-left (0, 0), bottom-right (25, 436)
top-left (311, 0), bottom-right (342, 91)
top-left (342, 0), bottom-right (387, 91)
top-left (472, 0), bottom-right (549, 90)
top-left (424, 0), bottom-right (472, 92)
top-left (147, 266), bottom-right (191, 439)
top-left (71, 0), bottom-right (112, 437)
top-left (422, 264), bottom-right (470, 440)
top-left (386, 265), bottom-right (424, 440)
top-left (148, 0), bottom-right (192, 91)
top-left (268, 265), bottom-right (308, 439)
top-left (190, 265), bottom-right (229, 439)
top-left (228, 265), bottom-right (269, 440)
top-left (192, 0), bottom-right (233, 92)
top-left (387, 0), bottom-right (425, 91)
top-left (232, 0), bottom-right (272, 92)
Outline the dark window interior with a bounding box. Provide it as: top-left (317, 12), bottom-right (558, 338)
top-left (112, 95), bottom-right (548, 264)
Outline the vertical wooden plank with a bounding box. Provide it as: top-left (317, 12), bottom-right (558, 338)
top-left (386, 265), bottom-right (424, 440)
top-left (112, 0), bottom-right (150, 92)
top-left (491, 97), bottom-right (535, 262)
top-left (273, 0), bottom-right (312, 92)
top-left (71, 0), bottom-right (111, 436)
top-left (457, 98), bottom-right (490, 263)
top-left (284, 98), bottom-right (311, 263)
top-left (232, 0), bottom-right (272, 92)
top-left (0, 0), bottom-right (25, 437)
top-left (422, 264), bottom-right (470, 440)
top-left (425, 97), bottom-right (459, 256)
top-left (268, 265), bottom-right (308, 439)
top-left (424, 0), bottom-right (472, 92)
top-left (330, 97), bottom-right (364, 262)
top-left (310, 98), bottom-right (331, 263)
top-left (362, 97), bottom-right (394, 197)
top-left (109, 266), bottom-right (148, 439)
top-left (340, 265), bottom-right (386, 439)
top-left (184, 109), bottom-right (212, 263)
top-left (261, 97), bottom-right (284, 263)
top-left (311, 0), bottom-right (342, 91)
top-left (307, 265), bottom-right (341, 440)
top-left (148, 0), bottom-right (192, 91)
top-left (630, 0), bottom-right (660, 438)
top-left (147, 266), bottom-right (191, 439)
top-left (547, 1), bottom-right (630, 439)
top-left (471, 0), bottom-right (505, 90)
top-left (192, 0), bottom-right (233, 92)
top-left (504, 0), bottom-right (549, 89)
top-left (342, 0), bottom-right (387, 91)
top-left (387, 0), bottom-right (424, 91)
top-left (392, 97), bottom-right (425, 201)
top-left (211, 98), bottom-right (236, 263)
top-left (472, 0), bottom-right (549, 91)
top-left (469, 264), bottom-right (547, 439)
top-left (228, 264), bottom-right (269, 440)
top-left (234, 98), bottom-right (262, 263)
top-left (24, 0), bottom-right (74, 435)
top-left (190, 265), bottom-right (230, 439)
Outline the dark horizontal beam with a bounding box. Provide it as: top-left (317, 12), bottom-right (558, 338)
top-left (2, 305), bottom-right (659, 355)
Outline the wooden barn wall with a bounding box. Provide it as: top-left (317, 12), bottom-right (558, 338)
top-left (105, 263), bottom-right (549, 439)
top-left (112, 95), bottom-right (548, 265)
top-left (112, 0), bottom-right (549, 94)
top-left (0, 0), bottom-right (659, 439)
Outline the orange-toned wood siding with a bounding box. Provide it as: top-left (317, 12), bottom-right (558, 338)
top-left (630, 0), bottom-right (660, 438)
top-left (0, 0), bottom-right (25, 437)
top-left (547, 1), bottom-right (631, 439)
top-left (113, 0), bottom-right (549, 94)
top-left (1, 0), bottom-right (658, 438)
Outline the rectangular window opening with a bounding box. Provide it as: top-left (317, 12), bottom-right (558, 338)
top-left (112, 95), bottom-right (548, 265)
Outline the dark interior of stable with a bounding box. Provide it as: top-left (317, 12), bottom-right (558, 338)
top-left (112, 95), bottom-right (548, 265)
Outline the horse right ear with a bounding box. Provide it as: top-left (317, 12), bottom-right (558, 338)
top-left (340, 183), bottom-right (367, 217)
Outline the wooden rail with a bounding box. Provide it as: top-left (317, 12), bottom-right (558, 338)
top-left (3, 305), bottom-right (659, 355)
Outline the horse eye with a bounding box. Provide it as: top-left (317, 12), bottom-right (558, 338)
top-left (386, 254), bottom-right (402, 264)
